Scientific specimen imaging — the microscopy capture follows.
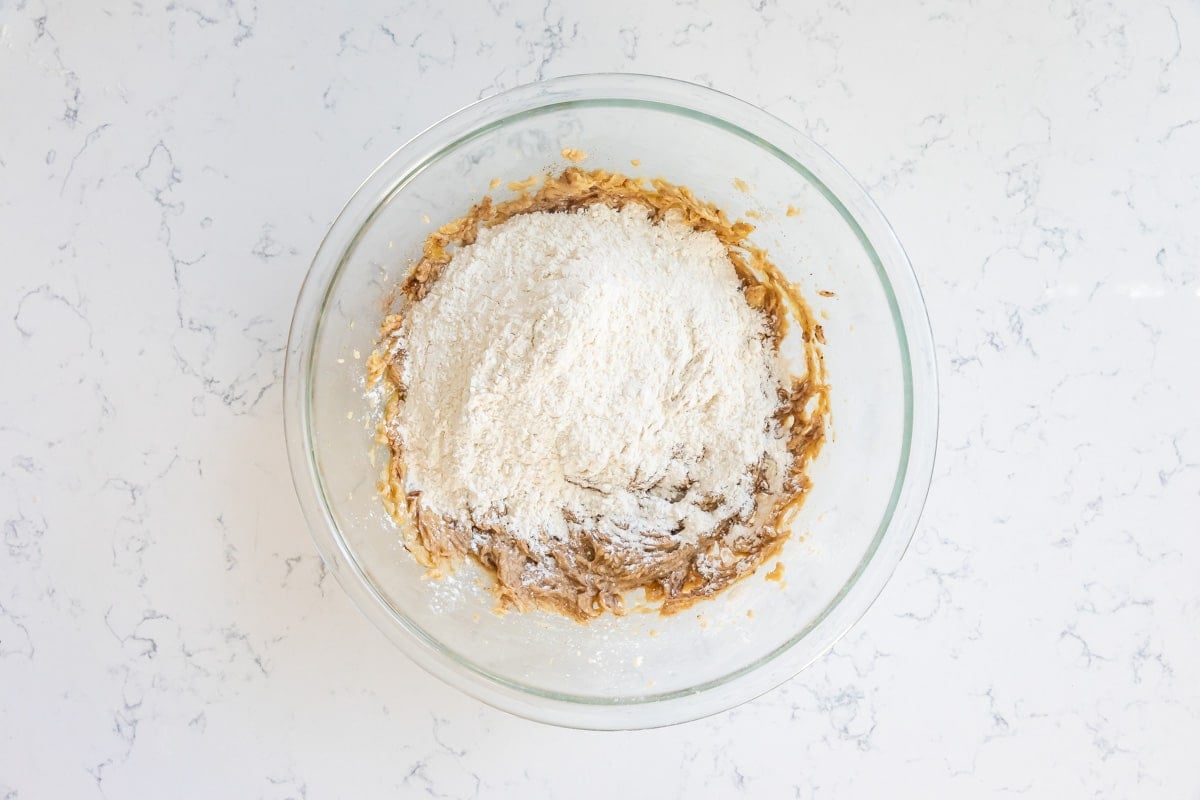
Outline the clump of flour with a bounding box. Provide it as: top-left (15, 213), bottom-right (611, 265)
top-left (393, 203), bottom-right (789, 558)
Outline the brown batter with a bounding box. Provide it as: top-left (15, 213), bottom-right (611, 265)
top-left (369, 167), bottom-right (829, 621)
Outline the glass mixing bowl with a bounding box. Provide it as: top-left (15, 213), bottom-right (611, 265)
top-left (284, 74), bottom-right (937, 729)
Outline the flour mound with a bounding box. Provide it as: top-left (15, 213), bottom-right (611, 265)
top-left (394, 203), bottom-right (789, 559)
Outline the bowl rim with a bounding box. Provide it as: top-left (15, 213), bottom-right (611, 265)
top-left (283, 72), bottom-right (939, 730)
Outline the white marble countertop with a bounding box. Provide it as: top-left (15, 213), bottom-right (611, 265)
top-left (3, 0), bottom-right (1198, 796)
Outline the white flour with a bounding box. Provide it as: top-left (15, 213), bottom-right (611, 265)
top-left (393, 203), bottom-right (789, 556)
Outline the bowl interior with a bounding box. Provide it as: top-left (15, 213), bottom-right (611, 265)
top-left (304, 98), bottom-right (910, 705)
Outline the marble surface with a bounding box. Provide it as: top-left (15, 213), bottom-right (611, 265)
top-left (3, 0), bottom-right (1199, 795)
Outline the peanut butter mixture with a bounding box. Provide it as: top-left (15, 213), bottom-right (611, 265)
top-left (369, 167), bottom-right (829, 621)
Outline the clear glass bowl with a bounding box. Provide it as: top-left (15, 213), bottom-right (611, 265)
top-left (284, 74), bottom-right (937, 729)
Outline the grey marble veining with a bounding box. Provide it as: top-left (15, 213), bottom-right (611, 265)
top-left (2, 0), bottom-right (1198, 796)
